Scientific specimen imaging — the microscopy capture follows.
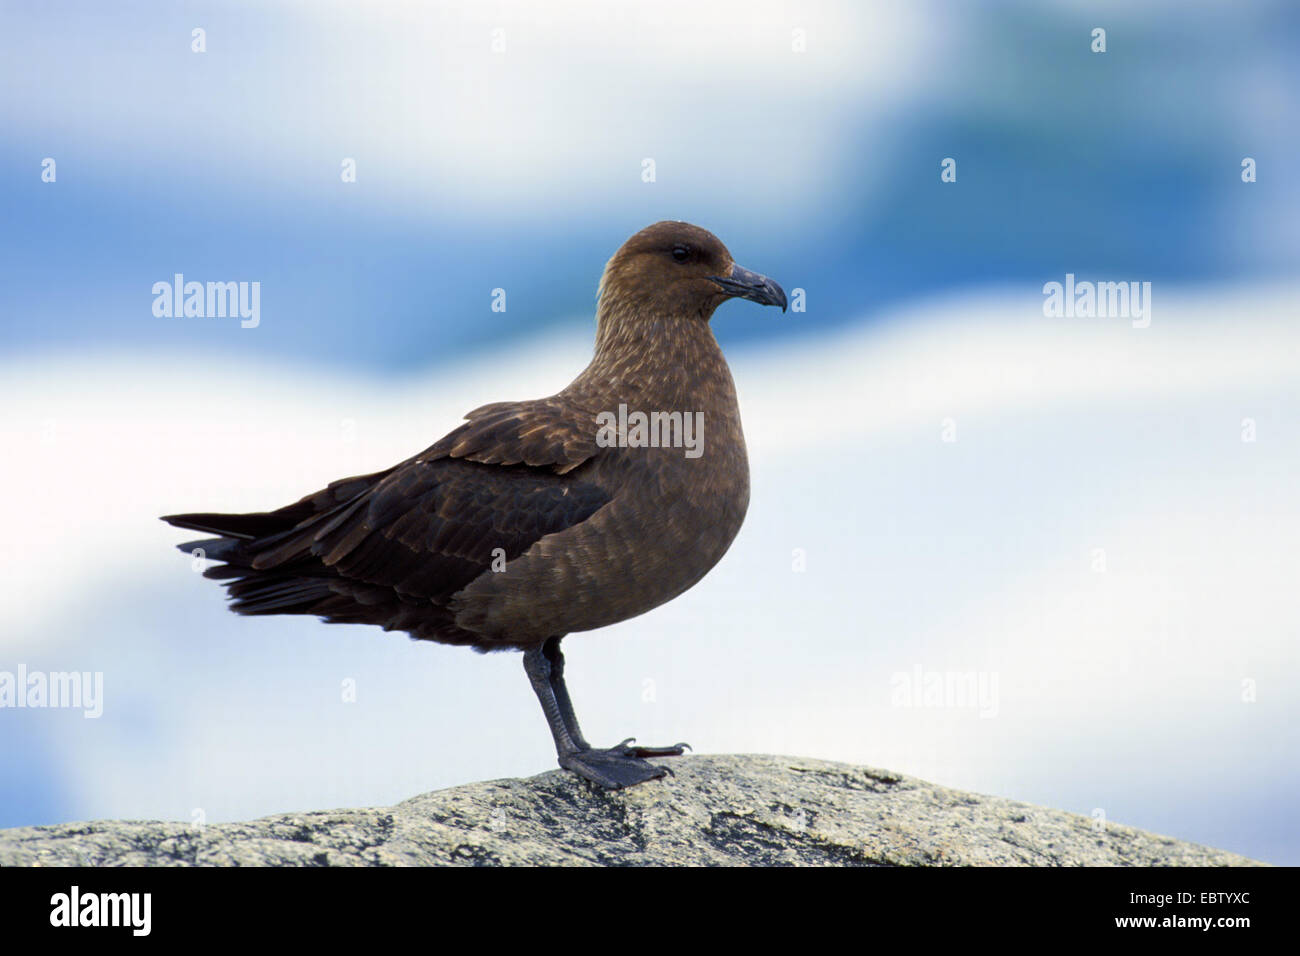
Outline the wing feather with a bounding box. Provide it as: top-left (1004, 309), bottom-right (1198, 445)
top-left (165, 397), bottom-right (610, 644)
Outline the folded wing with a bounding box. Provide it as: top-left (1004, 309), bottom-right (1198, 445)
top-left (162, 398), bottom-right (609, 645)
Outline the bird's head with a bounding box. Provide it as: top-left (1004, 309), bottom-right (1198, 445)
top-left (597, 221), bottom-right (787, 325)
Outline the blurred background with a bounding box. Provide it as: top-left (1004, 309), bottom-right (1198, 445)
top-left (2, 0), bottom-right (1297, 863)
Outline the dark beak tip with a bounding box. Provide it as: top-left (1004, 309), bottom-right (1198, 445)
top-left (712, 265), bottom-right (788, 313)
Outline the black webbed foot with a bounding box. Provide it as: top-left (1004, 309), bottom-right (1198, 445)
top-left (559, 739), bottom-right (691, 790)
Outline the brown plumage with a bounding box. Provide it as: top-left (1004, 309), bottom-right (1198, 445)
top-left (162, 221), bottom-right (786, 788)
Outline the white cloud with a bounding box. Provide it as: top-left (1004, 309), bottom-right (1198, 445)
top-left (1, 0), bottom-right (936, 216)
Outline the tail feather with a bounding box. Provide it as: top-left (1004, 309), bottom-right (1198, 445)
top-left (176, 537), bottom-right (246, 563)
top-left (161, 471), bottom-right (387, 618)
top-left (161, 511), bottom-right (300, 541)
top-left (158, 464), bottom-right (482, 645)
top-left (228, 577), bottom-right (338, 615)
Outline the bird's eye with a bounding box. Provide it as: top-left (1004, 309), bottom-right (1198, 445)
top-left (671, 245), bottom-right (690, 262)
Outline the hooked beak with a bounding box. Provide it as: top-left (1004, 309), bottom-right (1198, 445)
top-left (708, 264), bottom-right (788, 313)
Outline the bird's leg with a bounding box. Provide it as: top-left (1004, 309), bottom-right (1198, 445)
top-left (524, 637), bottom-right (690, 790)
top-left (541, 636), bottom-right (591, 751)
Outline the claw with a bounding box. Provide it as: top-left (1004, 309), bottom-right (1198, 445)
top-left (624, 740), bottom-right (691, 758)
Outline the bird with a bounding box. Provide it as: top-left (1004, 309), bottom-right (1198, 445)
top-left (162, 221), bottom-right (787, 789)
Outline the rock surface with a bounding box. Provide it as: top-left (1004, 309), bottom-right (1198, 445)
top-left (0, 754), bottom-right (1262, 866)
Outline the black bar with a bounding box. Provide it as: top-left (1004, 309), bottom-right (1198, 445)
top-left (0, 864), bottom-right (1279, 943)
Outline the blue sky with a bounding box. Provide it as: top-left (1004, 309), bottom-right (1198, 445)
top-left (4, 1), bottom-right (1296, 368)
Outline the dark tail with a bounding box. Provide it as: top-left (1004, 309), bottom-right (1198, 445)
top-left (160, 464), bottom-right (480, 645)
top-left (160, 510), bottom-right (303, 541)
top-left (160, 469), bottom-right (393, 617)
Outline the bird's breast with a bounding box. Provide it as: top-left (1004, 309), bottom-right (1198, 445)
top-left (450, 390), bottom-right (751, 645)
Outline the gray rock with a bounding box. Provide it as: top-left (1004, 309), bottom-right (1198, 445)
top-left (0, 755), bottom-right (1263, 866)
